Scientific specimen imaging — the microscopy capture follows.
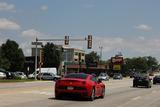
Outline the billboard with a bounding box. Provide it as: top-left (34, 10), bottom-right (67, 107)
top-left (111, 57), bottom-right (123, 64)
top-left (113, 64), bottom-right (121, 71)
top-left (111, 57), bottom-right (123, 71)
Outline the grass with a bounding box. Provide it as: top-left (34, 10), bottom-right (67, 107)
top-left (0, 79), bottom-right (36, 83)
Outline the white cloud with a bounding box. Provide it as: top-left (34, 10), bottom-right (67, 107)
top-left (20, 42), bottom-right (32, 56)
top-left (135, 24), bottom-right (152, 32)
top-left (0, 2), bottom-right (15, 12)
top-left (0, 18), bottom-right (20, 30)
top-left (41, 5), bottom-right (48, 11)
top-left (89, 36), bottom-right (160, 58)
top-left (22, 29), bottom-right (42, 38)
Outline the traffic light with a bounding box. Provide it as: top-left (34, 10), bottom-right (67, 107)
top-left (40, 49), bottom-right (44, 65)
top-left (64, 36), bottom-right (69, 45)
top-left (87, 35), bottom-right (92, 49)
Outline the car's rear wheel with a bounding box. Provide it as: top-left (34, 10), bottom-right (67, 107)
top-left (89, 88), bottom-right (95, 101)
top-left (55, 94), bottom-right (61, 99)
top-left (133, 83), bottom-right (137, 87)
top-left (153, 81), bottom-right (156, 84)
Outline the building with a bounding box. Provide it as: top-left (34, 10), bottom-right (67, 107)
top-left (28, 45), bottom-right (106, 75)
top-left (63, 47), bottom-right (85, 64)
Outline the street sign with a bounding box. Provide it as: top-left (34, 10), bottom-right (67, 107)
top-left (31, 42), bottom-right (42, 45)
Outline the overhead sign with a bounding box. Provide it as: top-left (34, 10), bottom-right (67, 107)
top-left (111, 57), bottom-right (123, 64)
top-left (31, 42), bottom-right (42, 45)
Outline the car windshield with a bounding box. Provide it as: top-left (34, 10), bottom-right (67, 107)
top-left (64, 73), bottom-right (88, 79)
top-left (114, 73), bottom-right (121, 76)
top-left (155, 75), bottom-right (160, 78)
top-left (42, 73), bottom-right (53, 76)
top-left (135, 73), bottom-right (148, 78)
top-left (99, 73), bottom-right (107, 76)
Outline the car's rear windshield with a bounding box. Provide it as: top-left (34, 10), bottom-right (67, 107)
top-left (64, 73), bottom-right (88, 79)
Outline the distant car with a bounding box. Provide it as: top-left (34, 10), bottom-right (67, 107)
top-left (0, 72), bottom-right (6, 79)
top-left (133, 74), bottom-right (152, 88)
top-left (153, 75), bottom-right (160, 84)
top-left (37, 72), bottom-right (61, 80)
top-left (0, 68), bottom-right (14, 79)
top-left (113, 73), bottom-right (123, 80)
top-left (98, 73), bottom-right (109, 81)
top-left (28, 72), bottom-right (39, 79)
top-left (14, 72), bottom-right (27, 79)
top-left (55, 73), bottom-right (105, 101)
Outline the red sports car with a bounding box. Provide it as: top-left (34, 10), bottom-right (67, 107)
top-left (55, 73), bottom-right (105, 101)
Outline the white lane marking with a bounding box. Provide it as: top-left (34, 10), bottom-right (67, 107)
top-left (23, 91), bottom-right (53, 96)
top-left (131, 96), bottom-right (142, 101)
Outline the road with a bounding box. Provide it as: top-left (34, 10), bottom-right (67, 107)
top-left (0, 78), bottom-right (160, 107)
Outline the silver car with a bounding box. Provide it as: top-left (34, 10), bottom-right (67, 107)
top-left (0, 72), bottom-right (6, 79)
top-left (98, 73), bottom-right (109, 81)
top-left (38, 72), bottom-right (60, 80)
top-left (14, 72), bottom-right (27, 79)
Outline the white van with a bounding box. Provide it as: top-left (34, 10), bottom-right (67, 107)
top-left (28, 67), bottom-right (60, 79)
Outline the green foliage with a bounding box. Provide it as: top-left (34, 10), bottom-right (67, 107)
top-left (0, 39), bottom-right (25, 71)
top-left (124, 56), bottom-right (158, 74)
top-left (0, 48), bottom-right (10, 69)
top-left (85, 51), bottom-right (100, 63)
top-left (43, 43), bottom-right (62, 69)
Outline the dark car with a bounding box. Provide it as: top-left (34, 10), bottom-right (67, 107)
top-left (153, 75), bottom-right (160, 84)
top-left (133, 74), bottom-right (152, 88)
top-left (113, 73), bottom-right (123, 80)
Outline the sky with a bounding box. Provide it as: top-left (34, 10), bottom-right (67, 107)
top-left (0, 0), bottom-right (160, 61)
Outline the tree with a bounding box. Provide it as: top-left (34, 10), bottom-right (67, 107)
top-left (1, 39), bottom-right (25, 71)
top-left (145, 56), bottom-right (158, 69)
top-left (43, 43), bottom-right (62, 69)
top-left (0, 48), bottom-right (10, 69)
top-left (124, 56), bottom-right (158, 74)
top-left (85, 51), bottom-right (100, 64)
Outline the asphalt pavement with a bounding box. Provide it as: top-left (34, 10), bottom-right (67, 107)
top-left (0, 78), bottom-right (160, 107)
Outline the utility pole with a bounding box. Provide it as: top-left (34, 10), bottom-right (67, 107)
top-left (99, 46), bottom-right (103, 61)
top-left (32, 38), bottom-right (42, 80)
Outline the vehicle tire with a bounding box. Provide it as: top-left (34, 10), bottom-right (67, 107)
top-left (147, 83), bottom-right (151, 88)
top-left (133, 83), bottom-right (137, 87)
top-left (89, 88), bottom-right (95, 101)
top-left (55, 94), bottom-right (61, 99)
top-left (100, 87), bottom-right (105, 98)
top-left (153, 81), bottom-right (156, 84)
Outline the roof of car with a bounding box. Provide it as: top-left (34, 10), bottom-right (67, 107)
top-left (64, 73), bottom-right (90, 79)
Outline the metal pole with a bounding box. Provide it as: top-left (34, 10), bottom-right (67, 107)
top-left (65, 50), bottom-right (68, 74)
top-left (35, 38), bottom-right (38, 80)
top-left (99, 46), bottom-right (103, 61)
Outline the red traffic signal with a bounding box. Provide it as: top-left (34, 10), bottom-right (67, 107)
top-left (64, 36), bottom-right (69, 45)
top-left (87, 35), bottom-right (92, 49)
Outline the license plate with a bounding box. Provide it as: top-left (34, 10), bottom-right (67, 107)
top-left (67, 86), bottom-right (74, 90)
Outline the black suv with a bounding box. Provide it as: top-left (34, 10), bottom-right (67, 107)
top-left (133, 74), bottom-right (152, 88)
top-left (153, 75), bottom-right (160, 84)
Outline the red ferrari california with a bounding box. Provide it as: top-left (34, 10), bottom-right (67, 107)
top-left (55, 73), bottom-right (105, 101)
